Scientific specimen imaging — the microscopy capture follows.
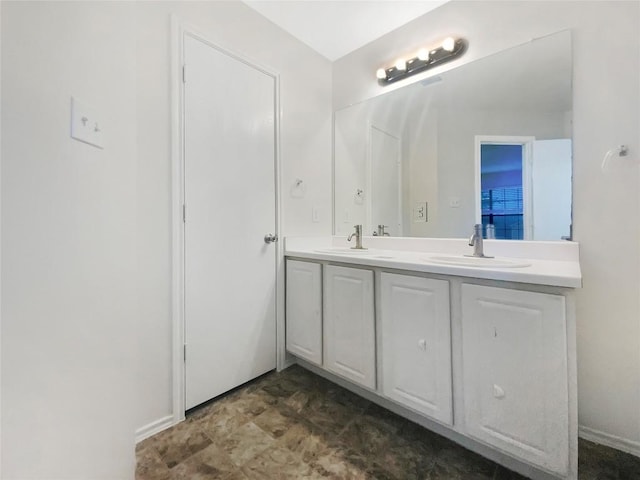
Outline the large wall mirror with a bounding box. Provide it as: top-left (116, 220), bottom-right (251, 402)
top-left (334, 30), bottom-right (572, 240)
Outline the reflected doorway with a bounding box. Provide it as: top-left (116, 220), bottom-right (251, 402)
top-left (475, 135), bottom-right (572, 241)
top-left (368, 125), bottom-right (402, 236)
top-left (481, 144), bottom-right (525, 240)
top-left (475, 136), bottom-right (534, 240)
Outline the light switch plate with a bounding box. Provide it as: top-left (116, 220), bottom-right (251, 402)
top-left (70, 97), bottom-right (104, 149)
top-left (413, 202), bottom-right (428, 222)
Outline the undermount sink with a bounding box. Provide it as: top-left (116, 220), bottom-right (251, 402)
top-left (314, 247), bottom-right (373, 255)
top-left (424, 255), bottom-right (531, 268)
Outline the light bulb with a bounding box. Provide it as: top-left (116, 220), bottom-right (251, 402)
top-left (376, 68), bottom-right (387, 80)
top-left (395, 59), bottom-right (407, 71)
top-left (417, 49), bottom-right (430, 61)
top-left (442, 37), bottom-right (456, 52)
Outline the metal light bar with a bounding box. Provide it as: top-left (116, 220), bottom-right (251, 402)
top-left (376, 37), bottom-right (468, 85)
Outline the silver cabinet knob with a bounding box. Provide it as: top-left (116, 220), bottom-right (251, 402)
top-left (264, 233), bottom-right (278, 244)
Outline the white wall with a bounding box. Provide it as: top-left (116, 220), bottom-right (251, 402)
top-left (1, 2), bottom-right (138, 478)
top-left (135, 1), bottom-right (332, 432)
top-left (405, 104), bottom-right (438, 237)
top-left (0, 2), bottom-right (331, 473)
top-left (334, 0), bottom-right (640, 452)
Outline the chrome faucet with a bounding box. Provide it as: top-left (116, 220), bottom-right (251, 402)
top-left (372, 224), bottom-right (390, 236)
top-left (467, 224), bottom-right (493, 258)
top-left (347, 224), bottom-right (366, 250)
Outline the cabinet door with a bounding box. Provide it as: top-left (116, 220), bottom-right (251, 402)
top-left (323, 265), bottom-right (375, 389)
top-left (461, 284), bottom-right (568, 475)
top-left (380, 273), bottom-right (452, 425)
top-left (286, 260), bottom-right (322, 365)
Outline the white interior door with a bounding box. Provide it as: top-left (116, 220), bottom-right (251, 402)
top-left (184, 34), bottom-right (277, 410)
top-left (369, 125), bottom-right (402, 236)
top-left (532, 139), bottom-right (572, 240)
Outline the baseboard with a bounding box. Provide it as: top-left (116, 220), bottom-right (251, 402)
top-left (135, 415), bottom-right (175, 444)
top-left (579, 425), bottom-right (640, 458)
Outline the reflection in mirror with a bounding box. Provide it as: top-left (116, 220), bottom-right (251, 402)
top-left (334, 30), bottom-right (572, 240)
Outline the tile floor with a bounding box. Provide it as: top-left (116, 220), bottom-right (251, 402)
top-left (136, 365), bottom-right (640, 480)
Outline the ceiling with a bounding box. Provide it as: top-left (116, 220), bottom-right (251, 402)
top-left (242, 1), bottom-right (449, 61)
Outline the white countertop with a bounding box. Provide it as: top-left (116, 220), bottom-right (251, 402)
top-left (285, 237), bottom-right (582, 289)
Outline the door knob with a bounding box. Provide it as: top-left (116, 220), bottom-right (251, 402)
top-left (264, 233), bottom-right (278, 244)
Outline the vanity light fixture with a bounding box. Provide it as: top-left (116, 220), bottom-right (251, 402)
top-left (376, 37), bottom-right (468, 85)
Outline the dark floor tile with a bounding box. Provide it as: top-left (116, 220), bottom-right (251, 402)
top-left (277, 417), bottom-right (340, 464)
top-left (137, 365), bottom-right (639, 480)
top-left (617, 449), bottom-right (640, 480)
top-left (338, 414), bottom-right (397, 457)
top-left (395, 418), bottom-right (449, 453)
top-left (241, 445), bottom-right (321, 479)
top-left (283, 388), bottom-right (315, 413)
top-left (135, 446), bottom-right (171, 480)
top-left (580, 440), bottom-right (621, 479)
top-left (425, 460), bottom-right (495, 479)
top-left (375, 439), bottom-right (437, 480)
top-left (214, 421), bottom-right (277, 467)
top-left (253, 405), bottom-right (300, 439)
top-left (578, 468), bottom-right (619, 480)
top-left (325, 383), bottom-right (372, 411)
top-left (259, 369), bottom-right (311, 399)
top-left (169, 444), bottom-right (239, 480)
top-left (287, 389), bottom-right (359, 436)
top-left (280, 364), bottom-right (324, 388)
top-left (493, 465), bottom-right (529, 480)
top-left (310, 445), bottom-right (389, 480)
top-left (433, 442), bottom-right (497, 479)
top-left (145, 420), bottom-right (212, 469)
top-left (194, 401), bottom-right (251, 442)
top-left (186, 396), bottom-right (232, 424)
top-left (228, 388), bottom-right (281, 419)
top-left (360, 402), bottom-right (405, 435)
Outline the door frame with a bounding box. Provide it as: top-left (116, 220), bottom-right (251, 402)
top-left (474, 135), bottom-right (535, 240)
top-left (170, 17), bottom-right (283, 424)
top-left (366, 123), bottom-right (403, 236)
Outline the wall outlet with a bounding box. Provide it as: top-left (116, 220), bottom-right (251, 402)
top-left (70, 97), bottom-right (104, 149)
top-left (449, 197), bottom-right (461, 208)
top-left (312, 206), bottom-right (320, 223)
top-left (413, 202), bottom-right (428, 222)
top-left (343, 209), bottom-right (351, 223)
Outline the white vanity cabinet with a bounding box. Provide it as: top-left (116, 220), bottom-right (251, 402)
top-left (285, 260), bottom-right (322, 366)
top-left (323, 265), bottom-right (376, 389)
top-left (380, 273), bottom-right (453, 425)
top-left (284, 241), bottom-right (579, 480)
top-left (461, 284), bottom-right (569, 476)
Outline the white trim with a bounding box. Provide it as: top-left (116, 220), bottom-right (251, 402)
top-left (474, 135), bottom-right (535, 240)
top-left (579, 426), bottom-right (640, 458)
top-left (0, 3), bottom-right (3, 472)
top-left (135, 415), bottom-right (176, 444)
top-left (331, 110), bottom-right (336, 235)
top-left (365, 122), bottom-right (372, 234)
top-left (273, 51), bottom-right (285, 373)
top-left (170, 17), bottom-right (283, 418)
top-left (170, 15), bottom-right (186, 426)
